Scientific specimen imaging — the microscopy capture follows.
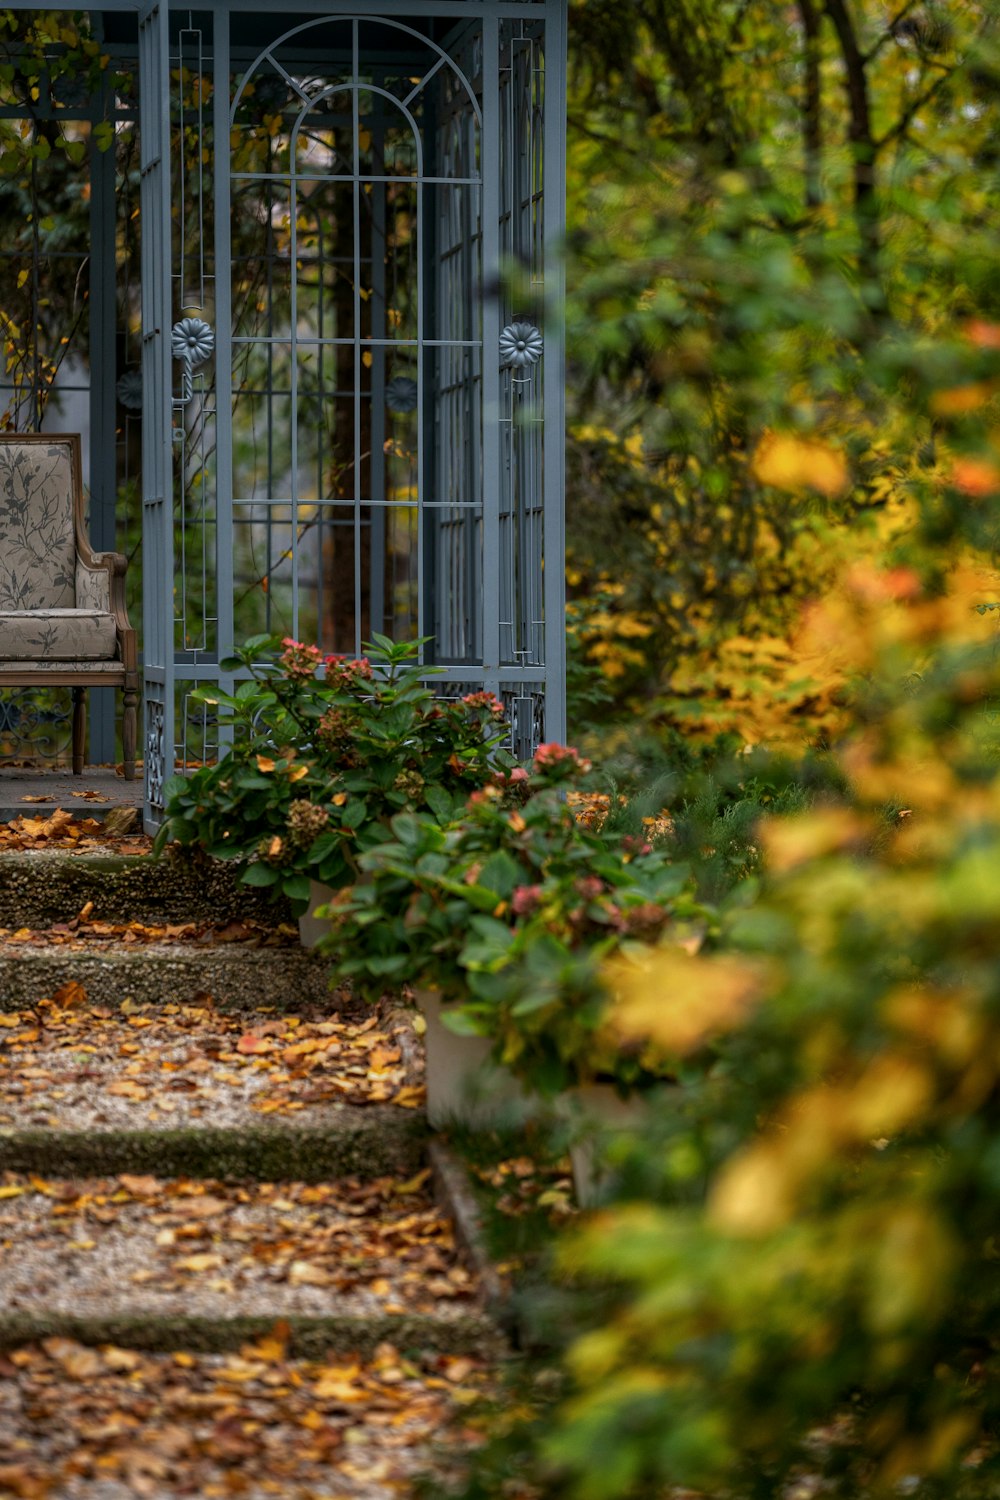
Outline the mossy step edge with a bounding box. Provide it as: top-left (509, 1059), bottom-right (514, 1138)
top-left (0, 1309), bottom-right (503, 1360)
top-left (0, 1119), bottom-right (427, 1180)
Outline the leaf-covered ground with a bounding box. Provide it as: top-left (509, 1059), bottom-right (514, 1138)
top-left (0, 1172), bottom-right (476, 1322)
top-left (0, 812), bottom-right (151, 856)
top-left (0, 1333), bottom-right (489, 1498)
top-left (0, 915), bottom-right (299, 948)
top-left (0, 997), bottom-right (424, 1128)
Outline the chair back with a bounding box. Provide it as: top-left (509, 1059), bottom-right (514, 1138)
top-left (0, 435), bottom-right (79, 611)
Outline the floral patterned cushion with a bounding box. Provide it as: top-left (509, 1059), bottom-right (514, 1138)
top-left (0, 609), bottom-right (118, 661)
top-left (76, 559), bottom-right (111, 612)
top-left (0, 659), bottom-right (124, 676)
top-left (0, 443), bottom-right (77, 610)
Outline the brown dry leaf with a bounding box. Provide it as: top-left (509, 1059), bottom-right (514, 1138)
top-left (0, 1463), bottom-right (51, 1498)
top-left (118, 1174), bottom-right (161, 1197)
top-left (20, 795), bottom-right (54, 804)
top-left (107, 1080), bottom-right (148, 1100)
top-left (288, 1259), bottom-right (334, 1288)
top-left (40, 1338), bottom-right (104, 1380)
top-left (237, 1033), bottom-right (273, 1054)
top-left (50, 980), bottom-right (87, 1008)
top-left (177, 1194), bottom-right (229, 1219)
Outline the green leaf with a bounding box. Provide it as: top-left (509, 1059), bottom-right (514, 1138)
top-left (477, 850), bottom-right (522, 899)
top-left (468, 914), bottom-right (517, 948)
top-left (282, 873), bottom-right (312, 902)
top-left (242, 862), bottom-right (280, 887)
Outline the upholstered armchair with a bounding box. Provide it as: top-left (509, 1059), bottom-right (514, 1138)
top-left (0, 433), bottom-right (137, 779)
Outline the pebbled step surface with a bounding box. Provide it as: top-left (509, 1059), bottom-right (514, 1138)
top-left (0, 943), bottom-right (335, 1012)
top-left (0, 1336), bottom-right (491, 1497)
top-left (0, 849), bottom-right (294, 928)
top-left (0, 997), bottom-right (426, 1179)
top-left (0, 1173), bottom-right (495, 1357)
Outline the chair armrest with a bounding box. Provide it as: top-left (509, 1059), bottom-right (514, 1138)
top-left (75, 549), bottom-right (137, 674)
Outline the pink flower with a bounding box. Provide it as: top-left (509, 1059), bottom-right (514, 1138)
top-left (512, 884), bottom-right (543, 915)
top-left (280, 640), bottom-right (323, 680)
top-left (323, 654), bottom-right (373, 686)
top-left (533, 742), bottom-right (592, 774)
top-left (575, 875), bottom-right (604, 901)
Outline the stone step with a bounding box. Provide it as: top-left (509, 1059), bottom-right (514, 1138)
top-left (0, 1117), bottom-right (425, 1182)
top-left (0, 941), bottom-right (333, 1012)
top-left (0, 849), bottom-right (293, 928)
top-left (0, 1172), bottom-right (499, 1360)
top-left (0, 996), bottom-right (426, 1178)
top-left (0, 1338), bottom-right (492, 1498)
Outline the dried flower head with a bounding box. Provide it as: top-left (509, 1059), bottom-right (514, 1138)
top-left (393, 769), bottom-right (425, 800)
top-left (286, 799), bottom-right (330, 848)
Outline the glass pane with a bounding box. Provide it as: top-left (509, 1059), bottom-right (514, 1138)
top-left (430, 506), bottom-right (482, 665)
top-left (361, 178), bottom-right (418, 343)
top-left (232, 342), bottom-right (293, 501)
top-left (293, 177), bottom-right (354, 341)
top-left (231, 179), bottom-right (293, 340)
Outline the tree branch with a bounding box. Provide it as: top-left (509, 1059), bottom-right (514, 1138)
top-left (875, 63), bottom-right (961, 151)
top-left (863, 0), bottom-right (923, 63)
top-left (822, 0), bottom-right (884, 308)
top-left (797, 0), bottom-right (823, 209)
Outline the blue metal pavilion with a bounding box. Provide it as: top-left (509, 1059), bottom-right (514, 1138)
top-left (2, 1), bottom-right (567, 830)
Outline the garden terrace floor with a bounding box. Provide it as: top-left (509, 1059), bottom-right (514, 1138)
top-left (0, 766), bottom-right (145, 823)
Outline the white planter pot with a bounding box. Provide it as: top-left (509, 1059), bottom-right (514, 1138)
top-left (414, 988), bottom-right (531, 1129)
top-left (559, 1083), bottom-right (654, 1207)
top-left (297, 879), bottom-right (338, 950)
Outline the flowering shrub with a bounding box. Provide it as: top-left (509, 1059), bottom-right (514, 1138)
top-left (319, 746), bottom-right (713, 1093)
top-left (155, 634), bottom-right (513, 910)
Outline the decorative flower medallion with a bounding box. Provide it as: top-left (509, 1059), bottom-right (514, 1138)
top-left (171, 317), bottom-right (215, 367)
top-left (499, 322), bottom-right (543, 369)
top-left (115, 369), bottom-right (143, 412)
top-left (385, 376), bottom-right (418, 413)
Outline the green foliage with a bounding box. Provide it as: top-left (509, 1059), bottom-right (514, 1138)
top-left (156, 636), bottom-right (512, 911)
top-left (320, 745), bottom-right (713, 1095)
top-left (0, 11), bottom-right (119, 429)
top-left (563, 0), bottom-right (1000, 751)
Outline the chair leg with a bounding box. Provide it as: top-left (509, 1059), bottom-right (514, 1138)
top-left (122, 685), bottom-right (138, 783)
top-left (71, 687), bottom-right (86, 776)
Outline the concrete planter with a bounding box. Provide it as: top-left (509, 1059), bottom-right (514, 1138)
top-left (298, 879), bottom-right (339, 949)
top-left (414, 988), bottom-right (530, 1129)
top-left (559, 1083), bottom-right (653, 1207)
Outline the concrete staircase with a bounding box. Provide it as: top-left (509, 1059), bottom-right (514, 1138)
top-left (0, 847), bottom-right (499, 1496)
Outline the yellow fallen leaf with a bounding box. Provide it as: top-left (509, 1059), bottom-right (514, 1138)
top-left (288, 1259), bottom-right (333, 1288)
top-left (393, 1168), bottom-right (432, 1196)
top-left (393, 1085), bottom-right (427, 1108)
top-left (176, 1252), bottom-right (224, 1273)
top-left (313, 1375), bottom-right (366, 1402)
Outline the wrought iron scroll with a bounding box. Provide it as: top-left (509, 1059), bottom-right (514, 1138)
top-left (0, 690), bottom-right (73, 762)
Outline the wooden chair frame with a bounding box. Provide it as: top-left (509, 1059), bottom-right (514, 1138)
top-left (0, 433), bottom-right (138, 779)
